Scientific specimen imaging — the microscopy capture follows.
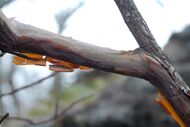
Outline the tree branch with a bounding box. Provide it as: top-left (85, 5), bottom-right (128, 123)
top-left (114, 0), bottom-right (166, 60)
top-left (0, 11), bottom-right (151, 79)
top-left (6, 94), bottom-right (93, 125)
top-left (0, 113), bottom-right (9, 124)
top-left (0, 3), bottom-right (190, 125)
top-left (0, 72), bottom-right (57, 98)
top-left (114, 0), bottom-right (190, 126)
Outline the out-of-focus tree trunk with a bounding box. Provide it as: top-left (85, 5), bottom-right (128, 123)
top-left (53, 1), bottom-right (84, 123)
top-left (53, 73), bottom-right (62, 117)
top-left (0, 0), bottom-right (14, 8)
top-left (0, 60), bottom-right (5, 114)
top-left (8, 64), bottom-right (20, 115)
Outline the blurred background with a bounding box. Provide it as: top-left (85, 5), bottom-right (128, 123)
top-left (0, 0), bottom-right (190, 127)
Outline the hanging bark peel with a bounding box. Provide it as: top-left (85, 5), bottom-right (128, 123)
top-left (156, 92), bottom-right (186, 127)
top-left (13, 53), bottom-right (91, 72)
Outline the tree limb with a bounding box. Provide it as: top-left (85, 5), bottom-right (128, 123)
top-left (0, 2), bottom-right (190, 125)
top-left (114, 0), bottom-right (190, 126)
top-left (0, 11), bottom-right (151, 79)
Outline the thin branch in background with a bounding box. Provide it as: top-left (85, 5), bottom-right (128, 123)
top-left (0, 72), bottom-right (58, 98)
top-left (8, 65), bottom-right (20, 115)
top-left (156, 0), bottom-right (164, 7)
top-left (4, 94), bottom-right (93, 125)
top-left (56, 1), bottom-right (84, 34)
top-left (0, 50), bottom-right (5, 56)
top-left (54, 87), bottom-right (61, 118)
top-left (0, 0), bottom-right (14, 8)
top-left (54, 97), bottom-right (60, 117)
top-left (53, 73), bottom-right (62, 117)
top-left (0, 113), bottom-right (9, 124)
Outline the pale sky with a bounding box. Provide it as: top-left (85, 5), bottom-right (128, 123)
top-left (3, 0), bottom-right (190, 51)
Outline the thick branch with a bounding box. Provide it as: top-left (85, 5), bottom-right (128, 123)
top-left (0, 11), bottom-right (150, 79)
top-left (115, 0), bottom-right (190, 126)
top-left (114, 0), bottom-right (168, 61)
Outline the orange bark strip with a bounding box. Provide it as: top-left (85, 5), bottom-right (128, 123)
top-left (49, 65), bottom-right (74, 72)
top-left (13, 56), bottom-right (46, 66)
top-left (79, 66), bottom-right (91, 70)
top-left (156, 93), bottom-right (186, 127)
top-left (33, 61), bottom-right (46, 66)
top-left (22, 53), bottom-right (44, 60)
top-left (45, 57), bottom-right (79, 69)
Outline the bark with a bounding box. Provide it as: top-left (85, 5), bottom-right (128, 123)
top-left (114, 0), bottom-right (190, 126)
top-left (0, 60), bottom-right (5, 114)
top-left (0, 0), bottom-right (189, 125)
top-left (0, 12), bottom-right (149, 79)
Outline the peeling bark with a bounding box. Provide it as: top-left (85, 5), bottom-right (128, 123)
top-left (0, 12), bottom-right (149, 79)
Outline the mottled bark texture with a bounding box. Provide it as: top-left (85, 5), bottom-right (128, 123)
top-left (0, 0), bottom-right (189, 125)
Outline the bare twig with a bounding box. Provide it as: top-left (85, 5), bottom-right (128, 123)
top-left (0, 72), bottom-right (58, 98)
top-left (5, 94), bottom-right (93, 125)
top-left (0, 113), bottom-right (9, 124)
top-left (0, 50), bottom-right (5, 56)
top-left (53, 74), bottom-right (62, 117)
top-left (8, 65), bottom-right (20, 115)
top-left (56, 1), bottom-right (84, 33)
top-left (156, 0), bottom-right (164, 7)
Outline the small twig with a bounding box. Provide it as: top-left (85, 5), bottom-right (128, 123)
top-left (54, 95), bottom-right (60, 117)
top-left (0, 113), bottom-right (9, 124)
top-left (53, 74), bottom-right (62, 117)
top-left (5, 94), bottom-right (93, 125)
top-left (7, 116), bottom-right (35, 125)
top-left (0, 49), bottom-right (5, 57)
top-left (0, 72), bottom-right (58, 98)
top-left (156, 0), bottom-right (164, 7)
